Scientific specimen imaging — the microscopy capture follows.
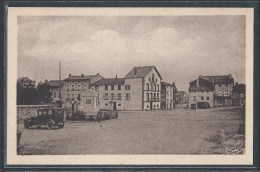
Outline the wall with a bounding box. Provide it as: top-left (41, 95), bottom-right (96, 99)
top-left (143, 68), bottom-right (161, 110)
top-left (94, 84), bottom-right (125, 111)
top-left (189, 91), bottom-right (214, 108)
top-left (125, 78), bottom-right (143, 110)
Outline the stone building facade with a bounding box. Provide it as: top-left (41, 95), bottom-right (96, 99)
top-left (189, 77), bottom-right (215, 108)
top-left (161, 81), bottom-right (174, 110)
top-left (91, 78), bottom-right (125, 111)
top-left (124, 66), bottom-right (162, 110)
top-left (62, 73), bottom-right (103, 112)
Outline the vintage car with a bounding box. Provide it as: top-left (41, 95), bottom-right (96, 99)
top-left (23, 108), bottom-right (65, 129)
top-left (96, 109), bottom-right (118, 121)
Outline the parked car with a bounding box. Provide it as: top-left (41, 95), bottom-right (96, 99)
top-left (23, 108), bottom-right (65, 129)
top-left (97, 110), bottom-right (118, 121)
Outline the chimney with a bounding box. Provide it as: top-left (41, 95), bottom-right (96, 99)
top-left (69, 74), bottom-right (71, 77)
top-left (116, 74), bottom-right (118, 79)
top-left (97, 73), bottom-right (99, 75)
top-left (81, 74), bottom-right (84, 77)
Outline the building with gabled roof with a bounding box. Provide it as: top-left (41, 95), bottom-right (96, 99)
top-left (189, 77), bottom-right (215, 109)
top-left (124, 66), bottom-right (162, 110)
top-left (91, 77), bottom-right (126, 111)
top-left (189, 74), bottom-right (234, 109)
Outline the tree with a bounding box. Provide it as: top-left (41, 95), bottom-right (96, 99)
top-left (36, 81), bottom-right (53, 104)
top-left (17, 77), bottom-right (37, 105)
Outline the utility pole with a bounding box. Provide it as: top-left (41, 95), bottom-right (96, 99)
top-left (59, 61), bottom-right (62, 108)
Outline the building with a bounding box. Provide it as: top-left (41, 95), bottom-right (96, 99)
top-left (62, 73), bottom-right (103, 112)
top-left (189, 77), bottom-right (215, 108)
top-left (232, 83), bottom-right (245, 106)
top-left (91, 78), bottom-right (125, 111)
top-left (175, 91), bottom-right (189, 104)
top-left (161, 81), bottom-right (174, 110)
top-left (47, 80), bottom-right (63, 105)
top-left (200, 75), bottom-right (234, 106)
top-left (124, 66), bottom-right (163, 111)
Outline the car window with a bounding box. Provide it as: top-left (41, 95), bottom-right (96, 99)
top-left (57, 110), bottom-right (62, 114)
top-left (48, 110), bottom-right (52, 115)
top-left (42, 110), bottom-right (47, 115)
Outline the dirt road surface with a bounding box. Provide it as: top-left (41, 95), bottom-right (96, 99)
top-left (17, 106), bottom-right (244, 155)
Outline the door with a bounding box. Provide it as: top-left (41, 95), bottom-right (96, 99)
top-left (113, 102), bottom-right (117, 110)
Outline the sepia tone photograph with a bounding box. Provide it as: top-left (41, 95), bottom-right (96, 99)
top-left (6, 7), bottom-right (254, 165)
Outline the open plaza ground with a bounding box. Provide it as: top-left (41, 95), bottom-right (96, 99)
top-left (17, 106), bottom-right (245, 155)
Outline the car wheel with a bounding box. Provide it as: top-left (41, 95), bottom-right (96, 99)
top-left (46, 121), bottom-right (54, 129)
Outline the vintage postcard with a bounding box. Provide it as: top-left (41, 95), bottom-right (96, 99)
top-left (7, 7), bottom-right (254, 165)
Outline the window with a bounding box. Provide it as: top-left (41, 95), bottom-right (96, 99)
top-left (105, 85), bottom-right (108, 90)
top-left (118, 85), bottom-right (121, 90)
top-left (77, 94), bottom-right (81, 101)
top-left (152, 74), bottom-right (155, 82)
top-left (118, 104), bottom-right (121, 106)
top-left (167, 91), bottom-right (169, 97)
top-left (86, 99), bottom-right (91, 104)
top-left (118, 93), bottom-right (122, 100)
top-left (207, 96), bottom-right (209, 100)
top-left (218, 90), bottom-right (222, 96)
top-left (201, 96), bottom-right (204, 100)
top-left (67, 84), bottom-right (70, 91)
top-left (59, 93), bottom-right (61, 98)
top-left (84, 84), bottom-right (87, 90)
top-left (125, 85), bottom-right (131, 90)
top-left (157, 84), bottom-right (160, 91)
top-left (111, 93), bottom-right (114, 100)
top-left (78, 84), bottom-right (81, 90)
top-left (72, 84), bottom-right (75, 91)
top-left (67, 94), bottom-right (70, 98)
top-left (224, 90), bottom-right (229, 96)
top-left (157, 104), bottom-right (159, 107)
top-left (157, 93), bottom-right (159, 101)
top-left (154, 93), bottom-right (156, 101)
top-left (150, 93), bottom-right (153, 101)
top-left (146, 93), bottom-right (149, 101)
top-left (225, 84), bottom-right (228, 87)
top-left (219, 84), bottom-right (221, 87)
top-left (111, 85), bottom-right (114, 90)
top-left (104, 93), bottom-right (109, 100)
top-left (38, 111), bottom-right (42, 115)
top-left (72, 94), bottom-right (74, 98)
top-left (48, 110), bottom-right (52, 115)
top-left (42, 110), bottom-right (47, 115)
top-left (105, 103), bottom-right (108, 106)
top-left (53, 92), bottom-right (56, 98)
top-left (146, 83), bottom-right (149, 90)
top-left (147, 105), bottom-right (149, 108)
top-left (193, 96), bottom-right (196, 101)
top-left (151, 84), bottom-right (153, 91)
top-left (126, 93), bottom-right (130, 100)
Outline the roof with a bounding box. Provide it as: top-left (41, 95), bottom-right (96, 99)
top-left (63, 74), bottom-right (103, 82)
top-left (189, 77), bottom-right (215, 92)
top-left (189, 86), bottom-right (214, 92)
top-left (91, 78), bottom-right (125, 86)
top-left (124, 66), bottom-right (163, 80)
top-left (200, 75), bottom-right (234, 84)
top-left (47, 80), bottom-right (63, 87)
top-left (161, 81), bottom-right (172, 86)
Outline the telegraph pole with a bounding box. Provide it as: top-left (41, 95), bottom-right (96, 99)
top-left (59, 61), bottom-right (62, 108)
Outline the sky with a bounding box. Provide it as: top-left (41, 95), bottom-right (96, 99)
top-left (18, 15), bottom-right (245, 91)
